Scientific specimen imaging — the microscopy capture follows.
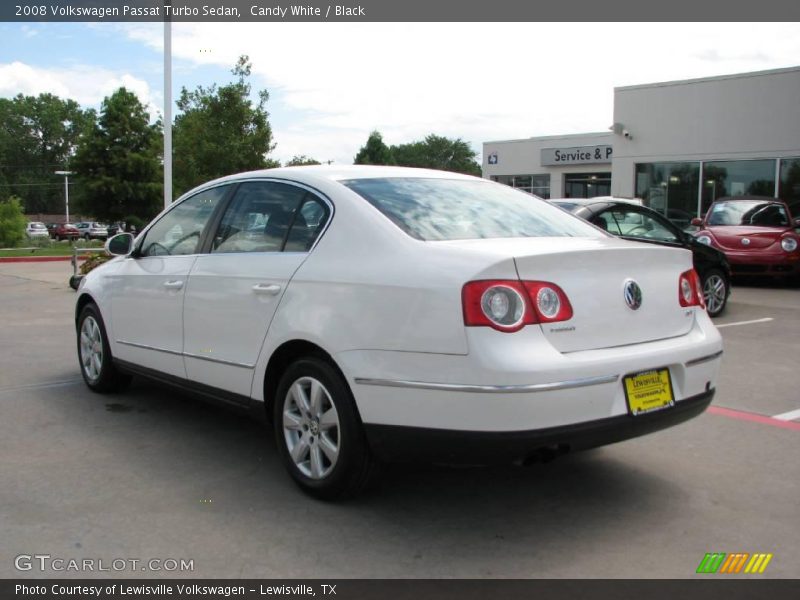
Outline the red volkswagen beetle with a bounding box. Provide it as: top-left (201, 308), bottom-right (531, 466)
top-left (692, 196), bottom-right (800, 279)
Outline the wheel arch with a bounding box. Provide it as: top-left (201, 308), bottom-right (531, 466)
top-left (75, 292), bottom-right (98, 327)
top-left (262, 339), bottom-right (355, 423)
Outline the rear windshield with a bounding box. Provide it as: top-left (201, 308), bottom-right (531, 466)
top-left (708, 201), bottom-right (790, 227)
top-left (342, 178), bottom-right (602, 241)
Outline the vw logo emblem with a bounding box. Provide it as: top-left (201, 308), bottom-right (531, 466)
top-left (742, 238), bottom-right (750, 246)
top-left (623, 279), bottom-right (643, 310)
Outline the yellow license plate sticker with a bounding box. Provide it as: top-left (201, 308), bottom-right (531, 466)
top-left (624, 368), bottom-right (674, 416)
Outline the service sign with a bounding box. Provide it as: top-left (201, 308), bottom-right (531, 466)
top-left (541, 145), bottom-right (613, 166)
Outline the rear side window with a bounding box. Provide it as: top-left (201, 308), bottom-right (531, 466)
top-left (342, 178), bottom-right (601, 241)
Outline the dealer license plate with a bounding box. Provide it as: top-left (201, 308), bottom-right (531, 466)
top-left (623, 368), bottom-right (674, 416)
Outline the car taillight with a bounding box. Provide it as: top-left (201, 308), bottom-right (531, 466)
top-left (679, 269), bottom-right (705, 308)
top-left (462, 280), bottom-right (573, 332)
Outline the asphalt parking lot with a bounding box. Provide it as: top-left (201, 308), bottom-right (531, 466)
top-left (1, 261), bottom-right (798, 579)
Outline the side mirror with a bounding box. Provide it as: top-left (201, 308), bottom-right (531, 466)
top-left (105, 232), bottom-right (134, 256)
top-left (690, 217), bottom-right (703, 227)
top-left (794, 218), bottom-right (800, 228)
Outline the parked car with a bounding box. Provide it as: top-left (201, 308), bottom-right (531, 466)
top-left (106, 222), bottom-right (125, 237)
top-left (76, 166), bottom-right (722, 499)
top-left (75, 222), bottom-right (108, 240)
top-left (691, 196), bottom-right (800, 280)
top-left (25, 221), bottom-right (49, 239)
top-left (53, 223), bottom-right (81, 241)
top-left (46, 223), bottom-right (60, 238)
top-left (552, 198), bottom-right (731, 317)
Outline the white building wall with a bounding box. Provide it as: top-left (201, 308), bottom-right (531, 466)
top-left (611, 66), bottom-right (800, 197)
top-left (483, 132), bottom-right (614, 198)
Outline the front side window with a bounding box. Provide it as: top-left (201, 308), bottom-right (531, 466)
top-left (343, 177), bottom-right (598, 241)
top-left (139, 186), bottom-right (227, 257)
top-left (212, 181), bottom-right (330, 253)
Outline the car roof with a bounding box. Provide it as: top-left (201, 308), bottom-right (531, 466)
top-left (711, 195), bottom-right (785, 205)
top-left (550, 196), bottom-right (643, 206)
top-left (193, 165), bottom-right (478, 190)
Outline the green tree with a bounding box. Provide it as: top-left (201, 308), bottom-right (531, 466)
top-left (284, 155), bottom-right (321, 167)
top-left (72, 88), bottom-right (162, 222)
top-left (353, 130), bottom-right (393, 165)
top-left (173, 55), bottom-right (276, 196)
top-left (0, 94), bottom-right (95, 213)
top-left (0, 196), bottom-right (27, 247)
top-left (391, 134), bottom-right (481, 176)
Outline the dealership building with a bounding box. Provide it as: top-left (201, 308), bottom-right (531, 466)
top-left (483, 66), bottom-right (800, 219)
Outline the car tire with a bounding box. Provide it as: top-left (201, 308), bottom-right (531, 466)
top-left (702, 269), bottom-right (728, 318)
top-left (273, 357), bottom-right (376, 500)
top-left (77, 303), bottom-right (132, 393)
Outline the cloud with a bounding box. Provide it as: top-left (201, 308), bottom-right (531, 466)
top-left (11, 22), bottom-right (795, 166)
top-left (0, 61), bottom-right (160, 118)
top-left (124, 22), bottom-right (800, 166)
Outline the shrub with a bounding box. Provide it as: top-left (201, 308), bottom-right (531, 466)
top-left (0, 197), bottom-right (27, 248)
top-left (79, 254), bottom-right (112, 275)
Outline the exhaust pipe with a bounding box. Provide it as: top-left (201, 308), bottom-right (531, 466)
top-left (520, 444), bottom-right (569, 466)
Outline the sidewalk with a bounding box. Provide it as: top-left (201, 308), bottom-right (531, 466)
top-left (0, 260), bottom-right (77, 285)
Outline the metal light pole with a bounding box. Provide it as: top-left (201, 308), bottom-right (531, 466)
top-left (163, 15), bottom-right (172, 209)
top-left (54, 170), bottom-right (73, 222)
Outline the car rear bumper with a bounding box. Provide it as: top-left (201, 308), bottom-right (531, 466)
top-left (339, 311), bottom-right (722, 433)
top-left (364, 388), bottom-right (714, 464)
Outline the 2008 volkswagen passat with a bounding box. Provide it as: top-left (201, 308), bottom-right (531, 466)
top-left (76, 166), bottom-right (723, 499)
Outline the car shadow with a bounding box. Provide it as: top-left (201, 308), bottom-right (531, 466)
top-left (47, 374), bottom-right (690, 562)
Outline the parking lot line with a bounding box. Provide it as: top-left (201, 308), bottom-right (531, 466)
top-left (707, 405), bottom-right (800, 431)
top-left (0, 378), bottom-right (83, 395)
top-left (715, 317), bottom-right (774, 329)
top-left (772, 408), bottom-right (800, 422)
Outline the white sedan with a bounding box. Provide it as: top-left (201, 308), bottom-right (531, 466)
top-left (26, 221), bottom-right (50, 238)
top-left (75, 166), bottom-right (722, 499)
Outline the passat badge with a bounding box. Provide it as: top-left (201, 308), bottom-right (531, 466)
top-left (623, 279), bottom-right (643, 310)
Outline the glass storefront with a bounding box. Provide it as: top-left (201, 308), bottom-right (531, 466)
top-left (563, 172), bottom-right (611, 199)
top-left (779, 157), bottom-right (800, 217)
top-left (701, 159), bottom-right (775, 215)
top-left (493, 174), bottom-right (550, 198)
top-left (635, 162), bottom-right (700, 227)
top-left (636, 159), bottom-right (792, 224)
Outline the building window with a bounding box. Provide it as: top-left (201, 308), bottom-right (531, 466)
top-left (635, 162), bottom-right (700, 226)
top-left (701, 159), bottom-right (776, 215)
top-left (564, 172), bottom-right (611, 199)
top-left (779, 157), bottom-right (800, 217)
top-left (494, 174), bottom-right (550, 199)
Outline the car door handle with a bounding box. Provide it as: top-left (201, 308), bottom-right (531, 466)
top-left (252, 283), bottom-right (281, 295)
top-left (163, 280), bottom-right (184, 290)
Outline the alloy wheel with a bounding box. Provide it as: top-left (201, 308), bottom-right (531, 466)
top-left (282, 376), bottom-right (340, 479)
top-left (79, 315), bottom-right (104, 382)
top-left (703, 274), bottom-right (727, 316)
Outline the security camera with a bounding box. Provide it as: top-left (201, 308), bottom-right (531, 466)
top-left (623, 129), bottom-right (633, 139)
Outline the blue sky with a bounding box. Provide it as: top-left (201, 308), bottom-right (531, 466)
top-left (2, 22), bottom-right (800, 166)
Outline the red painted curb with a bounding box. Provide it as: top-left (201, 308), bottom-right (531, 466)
top-left (707, 405), bottom-right (800, 431)
top-left (0, 255), bottom-right (90, 263)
